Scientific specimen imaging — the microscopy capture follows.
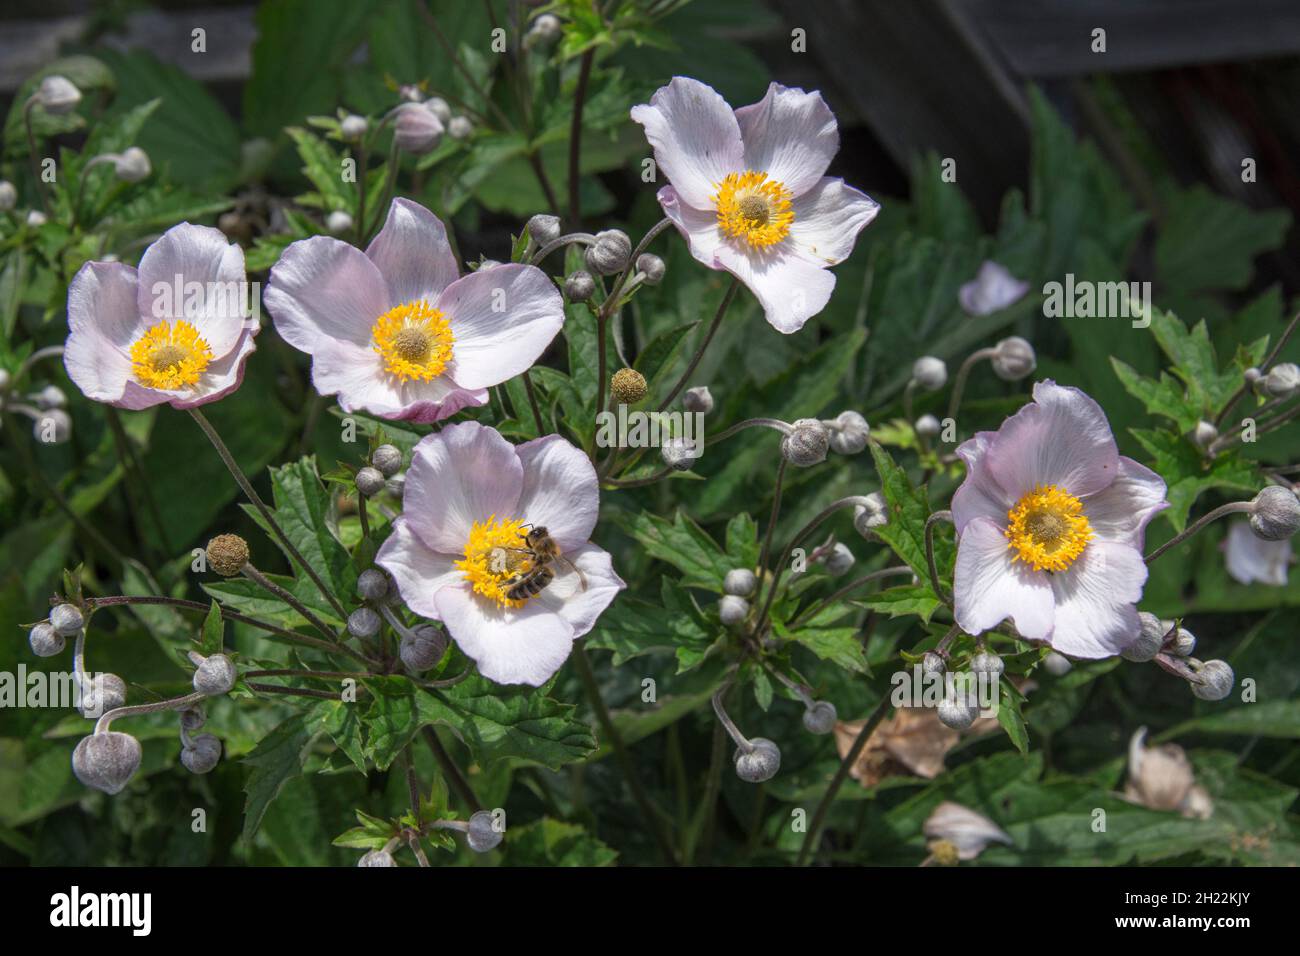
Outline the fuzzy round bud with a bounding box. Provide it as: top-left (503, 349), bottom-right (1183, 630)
top-left (111, 147), bottom-right (151, 183)
top-left (356, 466), bottom-right (386, 497)
top-left (358, 849), bottom-right (397, 867)
top-left (400, 625), bottom-right (448, 671)
top-left (356, 569), bottom-right (389, 601)
top-left (564, 270), bottom-right (595, 302)
top-left (636, 253), bottom-right (665, 285)
top-left (853, 492), bottom-right (889, 538)
top-left (526, 213), bottom-right (561, 245)
top-left (682, 386), bottom-right (714, 414)
top-left (661, 436), bottom-right (700, 471)
top-left (29, 622), bottom-right (64, 657)
top-left (1262, 362), bottom-right (1300, 399)
top-left (393, 102), bottom-right (444, 155)
top-left (781, 418), bottom-right (829, 467)
top-left (825, 542), bottom-right (855, 576)
top-left (524, 13), bottom-right (562, 48)
top-left (610, 368), bottom-right (647, 405)
top-left (1249, 485), bottom-right (1300, 540)
top-left (1042, 651), bottom-right (1073, 676)
top-left (970, 652), bottom-right (1004, 677)
top-left (827, 410), bottom-right (870, 455)
top-left (31, 384), bottom-right (66, 409)
top-left (991, 336), bottom-right (1036, 381)
top-left (447, 115), bottom-right (473, 140)
top-left (734, 737), bottom-right (781, 783)
top-left (193, 653), bottom-right (237, 696)
top-left (206, 534), bottom-right (249, 577)
top-left (585, 230), bottom-right (632, 275)
top-left (340, 114), bottom-right (368, 140)
top-left (718, 594), bottom-right (749, 627)
top-left (180, 707), bottom-right (206, 732)
top-left (1244, 366), bottom-right (1262, 385)
top-left (921, 651), bottom-right (946, 675)
top-left (50, 603), bottom-right (84, 636)
top-left (912, 356), bottom-right (948, 391)
top-left (467, 810), bottom-right (504, 852)
top-left (181, 733), bottom-right (222, 774)
top-left (723, 568), bottom-right (757, 597)
top-left (802, 700), bottom-right (838, 735)
top-left (1122, 612), bottom-right (1167, 662)
top-left (1169, 626), bottom-right (1196, 657)
top-left (1192, 420), bottom-right (1218, 449)
top-left (80, 673), bottom-right (127, 717)
top-left (1191, 660), bottom-right (1234, 701)
top-left (399, 84), bottom-right (423, 102)
top-left (326, 209), bottom-right (353, 235)
top-left (915, 414), bottom-right (941, 438)
top-left (72, 732), bottom-right (141, 795)
top-left (34, 409), bottom-right (71, 443)
top-left (0, 180), bottom-right (15, 211)
top-left (937, 692), bottom-right (978, 730)
top-left (36, 75), bottom-right (82, 114)
top-left (348, 607), bottom-right (381, 639)
top-left (27, 210), bottom-right (48, 228)
top-left (371, 444), bottom-right (403, 478)
top-left (425, 97), bottom-right (451, 124)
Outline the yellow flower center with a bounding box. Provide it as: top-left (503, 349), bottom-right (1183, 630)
top-left (715, 170), bottom-right (794, 248)
top-left (372, 300), bottom-right (453, 382)
top-left (129, 320), bottom-right (213, 390)
top-left (1005, 485), bottom-right (1093, 572)
top-left (455, 515), bottom-right (535, 609)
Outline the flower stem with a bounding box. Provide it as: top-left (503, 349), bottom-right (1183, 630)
top-left (925, 510), bottom-right (954, 605)
top-left (789, 565), bottom-right (914, 628)
top-left (241, 563), bottom-right (341, 647)
top-left (655, 276), bottom-right (741, 413)
top-left (567, 49), bottom-right (595, 228)
top-left (946, 347), bottom-right (997, 424)
top-left (1144, 501), bottom-right (1253, 563)
top-left (96, 691), bottom-right (207, 733)
top-left (421, 725), bottom-right (481, 812)
top-left (756, 457), bottom-right (788, 577)
top-left (522, 370), bottom-right (546, 434)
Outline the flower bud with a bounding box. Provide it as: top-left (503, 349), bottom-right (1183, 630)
top-left (991, 336), bottom-right (1036, 381)
top-left (1192, 420), bottom-right (1218, 449)
top-left (326, 209), bottom-right (353, 234)
top-left (781, 418), bottom-right (829, 467)
top-left (27, 210), bottom-right (48, 228)
top-left (921, 651), bottom-right (946, 675)
top-left (399, 84), bottom-right (423, 102)
top-left (192, 653), bottom-right (237, 696)
top-left (79, 673), bottom-right (127, 717)
top-left (348, 607), bottom-right (381, 639)
top-left (526, 213), bottom-right (561, 245)
top-left (827, 410), bottom-right (869, 455)
top-left (970, 652), bottom-right (1003, 677)
top-left (1168, 626), bottom-right (1196, 657)
top-left (824, 542), bottom-right (855, 576)
top-left (610, 368), bottom-right (647, 405)
top-left (1042, 651), bottom-right (1072, 675)
top-left (1262, 362), bottom-right (1300, 398)
top-left (1191, 660), bottom-right (1234, 701)
top-left (585, 229), bottom-right (632, 275)
top-left (853, 492), bottom-right (889, 537)
top-left (425, 97), bottom-right (451, 125)
top-left (358, 849), bottom-right (397, 867)
top-left (31, 384), bottom-right (66, 409)
top-left (734, 737), bottom-right (781, 783)
top-left (661, 436), bottom-right (700, 471)
top-left (36, 75), bottom-right (82, 114)
top-left (1122, 612), bottom-right (1167, 662)
top-left (1249, 485), bottom-right (1300, 540)
top-left (718, 594), bottom-right (749, 627)
top-left (915, 414), bottom-right (941, 438)
top-left (802, 700), bottom-right (837, 735)
top-left (180, 707), bottom-right (206, 732)
top-left (356, 466), bottom-right (386, 497)
top-left (34, 409), bottom-right (71, 443)
top-left (400, 625), bottom-right (447, 671)
top-left (467, 810), bottom-right (504, 852)
top-left (206, 534), bottom-right (249, 576)
top-left (922, 801), bottom-right (1012, 860)
top-left (937, 691), bottom-right (978, 730)
top-left (393, 102), bottom-right (444, 155)
top-left (340, 114), bottom-right (369, 141)
top-left (181, 733), bottom-right (222, 774)
top-left (30, 621), bottom-right (65, 656)
top-left (447, 115), bottom-right (473, 140)
top-left (356, 569), bottom-right (389, 601)
top-left (682, 386), bottom-right (713, 414)
top-left (73, 731), bottom-right (142, 794)
top-left (0, 180), bottom-right (15, 211)
top-left (371, 443), bottom-right (403, 478)
top-left (50, 603), bottom-right (84, 636)
top-left (912, 356), bottom-right (947, 391)
top-left (564, 270), bottom-right (595, 302)
top-left (524, 12), bottom-right (562, 48)
top-left (723, 568), bottom-right (756, 597)
top-left (636, 253), bottom-right (665, 285)
top-left (110, 147), bottom-right (151, 183)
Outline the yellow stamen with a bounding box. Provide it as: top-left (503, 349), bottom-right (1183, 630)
top-left (455, 515), bottom-right (534, 609)
top-left (129, 320), bottom-right (213, 390)
top-left (714, 170), bottom-right (794, 248)
top-left (1005, 485), bottom-right (1093, 572)
top-left (372, 300), bottom-right (453, 382)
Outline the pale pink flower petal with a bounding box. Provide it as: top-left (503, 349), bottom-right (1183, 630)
top-left (64, 261), bottom-right (144, 405)
top-left (734, 83), bottom-right (839, 197)
top-left (434, 584), bottom-right (576, 686)
top-left (1081, 457), bottom-right (1169, 548)
top-left (536, 543), bottom-right (626, 638)
top-left (170, 327), bottom-right (257, 409)
top-left (1047, 540), bottom-right (1147, 658)
top-left (658, 185), bottom-right (724, 269)
top-left (135, 222), bottom-right (247, 357)
top-left (629, 76), bottom-right (744, 211)
top-left (714, 244), bottom-right (836, 334)
top-left (374, 519), bottom-right (463, 619)
top-left (264, 236), bottom-right (387, 352)
top-left (514, 435), bottom-right (600, 551)
top-left (1225, 521), bottom-right (1291, 586)
top-left (953, 516), bottom-right (1055, 640)
top-left (365, 197), bottom-right (460, 306)
top-left (950, 431), bottom-right (1012, 533)
top-left (311, 338), bottom-right (486, 423)
top-left (787, 177), bottom-right (880, 266)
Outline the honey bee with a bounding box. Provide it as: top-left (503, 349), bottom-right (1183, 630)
top-left (502, 525), bottom-right (587, 601)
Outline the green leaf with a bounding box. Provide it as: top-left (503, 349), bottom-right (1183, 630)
top-left (1158, 700), bottom-right (1300, 740)
top-left (502, 818), bottom-right (618, 866)
top-left (868, 441), bottom-right (954, 586)
top-left (1155, 185), bottom-right (1291, 295)
top-left (623, 509), bottom-right (732, 592)
top-left (775, 620), bottom-right (867, 674)
top-left (996, 682), bottom-right (1029, 755)
top-left (285, 127), bottom-right (353, 210)
top-left (308, 699), bottom-right (367, 773)
top-left (1131, 427), bottom-right (1256, 532)
top-left (1109, 357), bottom-right (1202, 432)
top-left (1148, 310), bottom-right (1246, 414)
top-left (241, 714), bottom-right (315, 841)
top-left (724, 512), bottom-right (759, 570)
top-left (199, 600), bottom-right (224, 656)
top-left (585, 596), bottom-right (709, 666)
top-left (860, 584), bottom-right (943, 623)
